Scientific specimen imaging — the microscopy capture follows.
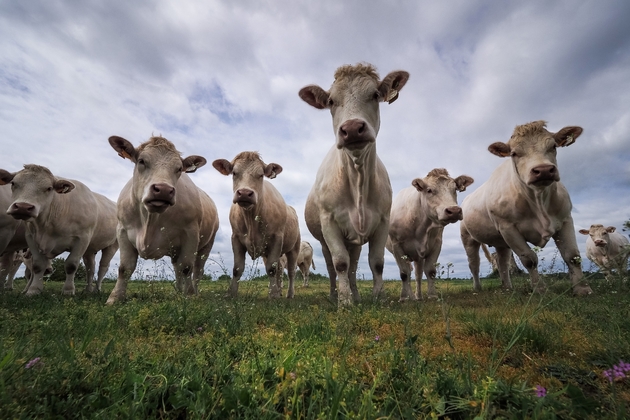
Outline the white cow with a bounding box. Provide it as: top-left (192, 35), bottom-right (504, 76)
top-left (299, 63), bottom-right (409, 305)
top-left (213, 152), bottom-right (301, 298)
top-left (579, 224), bottom-right (629, 275)
top-left (106, 136), bottom-right (219, 304)
top-left (0, 165), bottom-right (118, 295)
top-left (460, 121), bottom-right (592, 295)
top-left (387, 169), bottom-right (473, 301)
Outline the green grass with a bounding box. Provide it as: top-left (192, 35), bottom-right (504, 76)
top-left (1, 273), bottom-right (630, 419)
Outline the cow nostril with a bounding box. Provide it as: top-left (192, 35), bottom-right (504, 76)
top-left (357, 122), bottom-right (365, 134)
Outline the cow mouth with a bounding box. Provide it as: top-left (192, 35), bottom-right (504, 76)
top-left (144, 199), bottom-right (173, 213)
top-left (8, 212), bottom-right (34, 221)
top-left (595, 242), bottom-right (607, 248)
top-left (235, 200), bottom-right (255, 210)
top-left (529, 179), bottom-right (556, 188)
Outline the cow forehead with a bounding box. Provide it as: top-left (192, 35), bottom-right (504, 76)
top-left (589, 224), bottom-right (607, 235)
top-left (330, 64), bottom-right (379, 94)
top-left (508, 121), bottom-right (553, 149)
top-left (14, 165), bottom-right (55, 185)
top-left (233, 152), bottom-right (265, 172)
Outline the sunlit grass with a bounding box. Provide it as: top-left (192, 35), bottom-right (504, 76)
top-left (1, 272), bottom-right (629, 418)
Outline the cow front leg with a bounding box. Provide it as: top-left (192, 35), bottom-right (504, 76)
top-left (106, 232), bottom-right (138, 304)
top-left (554, 218), bottom-right (592, 296)
top-left (1, 252), bottom-right (14, 290)
top-left (320, 241), bottom-right (338, 301)
top-left (228, 236), bottom-right (247, 298)
top-left (285, 249), bottom-right (299, 299)
top-left (348, 245), bottom-right (362, 303)
top-left (368, 224), bottom-right (389, 300)
top-left (495, 247), bottom-right (513, 290)
top-left (96, 242), bottom-right (119, 292)
top-left (499, 227), bottom-right (541, 292)
top-left (264, 238), bottom-right (284, 299)
top-left (391, 242), bottom-right (413, 301)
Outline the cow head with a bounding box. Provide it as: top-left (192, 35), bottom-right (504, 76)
top-left (488, 121), bottom-right (582, 189)
top-left (109, 135), bottom-right (206, 214)
top-left (0, 165), bottom-right (75, 221)
top-left (411, 168), bottom-right (474, 225)
top-left (212, 152), bottom-right (282, 210)
top-left (299, 63), bottom-right (409, 155)
top-left (579, 224), bottom-right (616, 248)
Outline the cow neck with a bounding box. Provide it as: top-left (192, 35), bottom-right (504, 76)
top-left (511, 167), bottom-right (556, 243)
top-left (341, 145), bottom-right (377, 237)
top-left (417, 202), bottom-right (444, 258)
top-left (240, 197), bottom-right (269, 258)
top-left (26, 197), bottom-right (66, 254)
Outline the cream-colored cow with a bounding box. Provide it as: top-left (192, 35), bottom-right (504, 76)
top-left (106, 136), bottom-right (219, 304)
top-left (579, 224), bottom-right (629, 275)
top-left (387, 169), bottom-right (473, 301)
top-left (0, 165), bottom-right (118, 295)
top-left (460, 121), bottom-right (592, 295)
top-left (299, 63), bottom-right (409, 306)
top-left (213, 152), bottom-right (301, 298)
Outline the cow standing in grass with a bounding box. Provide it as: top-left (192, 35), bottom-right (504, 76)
top-left (0, 165), bottom-right (118, 295)
top-left (460, 121), bottom-right (592, 295)
top-left (213, 152), bottom-right (301, 298)
top-left (106, 136), bottom-right (219, 304)
top-left (579, 224), bottom-right (629, 275)
top-left (299, 63), bottom-right (409, 306)
top-left (387, 169), bottom-right (473, 301)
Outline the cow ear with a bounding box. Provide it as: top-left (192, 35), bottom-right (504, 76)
top-left (183, 155), bottom-right (207, 173)
top-left (109, 136), bottom-right (138, 162)
top-left (0, 169), bottom-right (15, 185)
top-left (378, 71), bottom-right (410, 104)
top-left (606, 226), bottom-right (616, 233)
top-left (299, 85), bottom-right (330, 110)
top-left (578, 229), bottom-right (590, 235)
top-left (554, 126), bottom-right (583, 147)
top-left (488, 142), bottom-right (511, 157)
top-left (264, 163), bottom-right (283, 179)
top-left (455, 175), bottom-right (474, 192)
top-left (412, 178), bottom-right (427, 191)
top-left (212, 159), bottom-right (233, 176)
top-left (53, 179), bottom-right (75, 194)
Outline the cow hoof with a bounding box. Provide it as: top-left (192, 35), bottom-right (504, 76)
top-left (427, 294), bottom-right (439, 300)
top-left (25, 288), bottom-right (42, 296)
top-left (573, 285), bottom-right (593, 296)
top-left (62, 288), bottom-right (75, 296)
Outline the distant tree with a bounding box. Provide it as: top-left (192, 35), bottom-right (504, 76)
top-left (49, 258), bottom-right (86, 282)
top-left (446, 262), bottom-right (454, 279)
top-left (435, 262), bottom-right (442, 279)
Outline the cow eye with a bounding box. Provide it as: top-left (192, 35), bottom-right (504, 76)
top-left (46, 187), bottom-right (52, 192)
top-left (138, 158), bottom-right (145, 165)
top-left (372, 91), bottom-right (380, 101)
top-left (427, 188), bottom-right (433, 194)
top-left (327, 98), bottom-right (334, 107)
top-left (510, 152), bottom-right (517, 157)
top-left (176, 166), bottom-right (183, 173)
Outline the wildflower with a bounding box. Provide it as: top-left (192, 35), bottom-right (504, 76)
top-left (197, 327), bottom-right (203, 332)
top-left (603, 360), bottom-right (630, 383)
top-left (25, 357), bottom-right (41, 369)
top-left (534, 385), bottom-right (546, 397)
top-left (375, 335), bottom-right (380, 342)
top-left (289, 372), bottom-right (296, 380)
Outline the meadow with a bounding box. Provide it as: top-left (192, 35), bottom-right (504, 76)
top-left (1, 270), bottom-right (629, 419)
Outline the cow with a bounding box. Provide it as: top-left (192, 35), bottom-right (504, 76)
top-left (386, 169), bottom-right (473, 301)
top-left (0, 184), bottom-right (26, 289)
top-left (460, 121), bottom-right (592, 295)
top-left (299, 63), bottom-right (409, 305)
top-left (269, 241), bottom-right (317, 287)
top-left (213, 152), bottom-right (301, 298)
top-left (481, 244), bottom-right (524, 277)
top-left (0, 165), bottom-right (119, 295)
top-left (106, 136), bottom-right (219, 304)
top-left (579, 224), bottom-right (629, 275)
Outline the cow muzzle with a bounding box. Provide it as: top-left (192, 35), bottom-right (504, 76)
top-left (528, 164), bottom-right (559, 186)
top-left (7, 202), bottom-right (37, 220)
top-left (337, 119), bottom-right (375, 150)
top-left (594, 239), bottom-right (607, 247)
top-left (440, 206), bottom-right (463, 223)
top-left (143, 183), bottom-right (175, 213)
top-left (233, 188), bottom-right (256, 209)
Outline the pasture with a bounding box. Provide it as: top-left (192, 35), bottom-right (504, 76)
top-left (1, 272), bottom-right (629, 419)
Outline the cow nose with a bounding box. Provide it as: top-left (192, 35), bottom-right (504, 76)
top-left (236, 188), bottom-right (254, 199)
top-left (9, 202), bottom-right (35, 214)
top-left (339, 119), bottom-right (368, 143)
top-left (445, 206), bottom-right (463, 219)
top-left (150, 183), bottom-right (175, 198)
top-left (594, 239), bottom-right (606, 246)
top-left (531, 164), bottom-right (557, 181)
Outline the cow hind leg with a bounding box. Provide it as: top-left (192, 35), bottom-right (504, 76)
top-left (495, 247), bottom-right (514, 290)
top-left (96, 243), bottom-right (118, 293)
top-left (82, 253), bottom-right (96, 293)
top-left (285, 251), bottom-right (298, 299)
top-left (107, 234), bottom-right (138, 304)
top-left (461, 226), bottom-right (482, 292)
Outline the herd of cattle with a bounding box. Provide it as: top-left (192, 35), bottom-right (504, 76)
top-left (1, 63), bottom-right (628, 306)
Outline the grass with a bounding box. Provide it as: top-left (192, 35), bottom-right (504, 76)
top-left (1, 272), bottom-right (629, 419)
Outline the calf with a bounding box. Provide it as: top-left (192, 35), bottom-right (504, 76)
top-left (0, 165), bottom-right (118, 295)
top-left (106, 136), bottom-right (219, 304)
top-left (299, 63), bottom-right (409, 305)
top-left (213, 152), bottom-right (301, 298)
top-left (460, 121), bottom-right (592, 295)
top-left (387, 169), bottom-right (473, 301)
top-left (579, 224), bottom-right (629, 275)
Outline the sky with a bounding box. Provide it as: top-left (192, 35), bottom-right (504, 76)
top-left (1, 0), bottom-right (629, 282)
